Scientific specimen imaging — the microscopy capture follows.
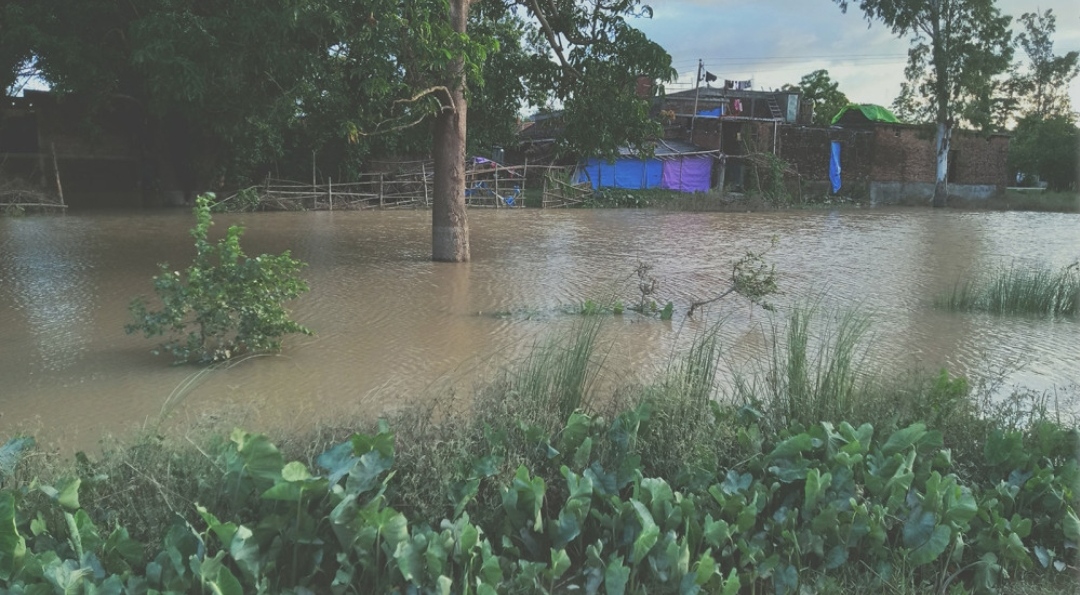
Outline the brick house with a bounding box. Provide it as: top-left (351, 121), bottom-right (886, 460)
top-left (660, 89), bottom-right (1010, 202)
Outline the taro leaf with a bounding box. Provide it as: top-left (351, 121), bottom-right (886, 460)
top-left (694, 550), bottom-right (716, 585)
top-left (103, 524), bottom-right (144, 570)
top-left (880, 423), bottom-right (927, 457)
top-left (630, 500), bottom-right (660, 564)
top-left (721, 568), bottom-right (740, 595)
top-left (573, 437), bottom-right (594, 470)
top-left (480, 550), bottom-right (503, 585)
top-left (803, 468), bottom-right (830, 513)
top-left (559, 412), bottom-right (592, 455)
top-left (228, 526), bottom-right (263, 583)
top-left (1063, 508), bottom-right (1080, 543)
top-left (316, 441), bottom-right (358, 485)
top-left (0, 436), bottom-right (34, 480)
top-left (942, 486), bottom-right (978, 528)
top-left (773, 563), bottom-right (798, 595)
top-left (209, 564), bottom-right (243, 595)
top-left (904, 513), bottom-right (950, 567)
top-left (768, 433), bottom-right (815, 460)
top-left (437, 575), bottom-right (453, 595)
top-left (395, 534), bottom-right (424, 583)
top-left (351, 426), bottom-right (395, 460)
top-left (702, 515), bottom-right (730, 548)
top-left (40, 478), bottom-right (81, 511)
top-left (604, 557), bottom-right (631, 595)
top-left (197, 506), bottom-right (238, 549)
top-left (641, 477), bottom-right (674, 509)
top-left (824, 544), bottom-right (848, 569)
top-left (471, 454), bottom-right (501, 478)
top-left (720, 470), bottom-right (752, 495)
top-left (73, 509), bottom-right (103, 555)
top-left (43, 559), bottom-right (92, 594)
top-left (549, 548), bottom-right (571, 581)
top-left (228, 429), bottom-right (284, 482)
top-left (0, 491), bottom-right (27, 582)
top-left (450, 479), bottom-right (480, 520)
top-left (344, 448), bottom-right (395, 498)
top-left (551, 510), bottom-right (582, 550)
top-left (984, 429), bottom-right (1027, 469)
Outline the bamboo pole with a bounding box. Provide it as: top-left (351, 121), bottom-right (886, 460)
top-left (51, 143), bottom-right (64, 206)
top-left (422, 163), bottom-right (429, 206)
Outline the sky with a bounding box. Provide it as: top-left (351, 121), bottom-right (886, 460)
top-left (634, 0), bottom-right (1080, 112)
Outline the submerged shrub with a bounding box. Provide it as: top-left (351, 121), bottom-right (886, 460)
top-left (127, 193), bottom-right (311, 364)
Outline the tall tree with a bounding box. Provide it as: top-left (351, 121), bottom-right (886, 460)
top-left (781, 69), bottom-right (849, 127)
top-left (835, 0), bottom-right (1013, 207)
top-left (425, 0), bottom-right (672, 261)
top-left (1011, 8), bottom-right (1079, 119)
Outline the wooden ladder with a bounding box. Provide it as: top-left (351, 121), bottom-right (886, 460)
top-left (767, 97), bottom-right (784, 120)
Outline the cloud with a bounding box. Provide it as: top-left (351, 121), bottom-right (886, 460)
top-left (635, 0), bottom-right (1080, 112)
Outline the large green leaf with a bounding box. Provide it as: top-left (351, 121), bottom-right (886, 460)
top-left (630, 500), bottom-right (660, 564)
top-left (604, 557), bottom-right (630, 595)
top-left (904, 508), bottom-right (951, 566)
top-left (880, 423), bottom-right (927, 457)
top-left (0, 491), bottom-right (26, 581)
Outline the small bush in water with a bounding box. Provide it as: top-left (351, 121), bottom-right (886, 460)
top-left (127, 193), bottom-right (311, 363)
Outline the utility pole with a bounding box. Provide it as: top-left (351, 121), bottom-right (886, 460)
top-left (691, 58), bottom-right (703, 138)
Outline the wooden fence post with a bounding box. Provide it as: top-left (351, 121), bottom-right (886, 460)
top-left (422, 163), bottom-right (429, 206)
top-left (328, 177), bottom-right (333, 211)
top-left (379, 173), bottom-right (384, 208)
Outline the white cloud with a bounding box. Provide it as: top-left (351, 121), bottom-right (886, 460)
top-left (635, 0), bottom-right (1080, 113)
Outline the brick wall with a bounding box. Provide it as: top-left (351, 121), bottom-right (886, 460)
top-left (869, 124), bottom-right (1009, 188)
top-left (778, 126), bottom-right (873, 182)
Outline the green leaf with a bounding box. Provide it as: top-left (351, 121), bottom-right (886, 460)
top-left (0, 491), bottom-right (26, 582)
top-left (881, 423), bottom-right (927, 457)
top-left (1063, 508), bottom-right (1080, 543)
top-left (721, 568), bottom-right (740, 595)
top-left (769, 433), bottom-right (815, 460)
top-left (630, 500), bottom-right (660, 564)
top-left (605, 557), bottom-right (630, 595)
top-left (694, 550), bottom-right (716, 585)
top-left (210, 565), bottom-right (243, 595)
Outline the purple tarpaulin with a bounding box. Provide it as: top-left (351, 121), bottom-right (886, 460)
top-left (660, 156), bottom-right (712, 192)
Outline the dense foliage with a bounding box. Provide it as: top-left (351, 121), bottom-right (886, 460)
top-left (1, 409), bottom-right (1076, 594)
top-left (781, 70), bottom-right (850, 127)
top-left (127, 194), bottom-right (311, 364)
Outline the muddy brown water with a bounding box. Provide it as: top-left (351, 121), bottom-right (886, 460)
top-left (1, 208), bottom-right (1078, 450)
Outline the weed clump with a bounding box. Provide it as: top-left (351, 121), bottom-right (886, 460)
top-left (938, 262), bottom-right (1079, 317)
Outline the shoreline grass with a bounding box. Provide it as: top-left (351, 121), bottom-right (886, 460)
top-left (3, 310), bottom-right (1077, 593)
top-left (937, 262), bottom-right (1080, 317)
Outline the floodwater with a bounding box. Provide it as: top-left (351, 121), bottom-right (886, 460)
top-left (1, 208), bottom-right (1078, 450)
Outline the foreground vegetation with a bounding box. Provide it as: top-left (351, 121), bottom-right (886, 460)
top-left (2, 312), bottom-right (1077, 593)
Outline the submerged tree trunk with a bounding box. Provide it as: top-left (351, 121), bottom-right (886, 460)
top-left (431, 0), bottom-right (470, 262)
top-left (933, 121), bottom-right (951, 208)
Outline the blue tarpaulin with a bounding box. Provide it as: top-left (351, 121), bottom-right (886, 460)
top-left (578, 157), bottom-right (663, 190)
top-left (829, 141), bottom-right (842, 193)
top-left (697, 107), bottom-right (723, 117)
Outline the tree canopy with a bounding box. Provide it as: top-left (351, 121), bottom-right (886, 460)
top-left (781, 70), bottom-right (849, 127)
top-left (1, 0), bottom-right (672, 189)
top-left (834, 0), bottom-right (1013, 206)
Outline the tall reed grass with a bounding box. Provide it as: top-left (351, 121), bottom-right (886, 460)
top-left (730, 305), bottom-right (875, 430)
top-left (938, 262), bottom-right (1079, 317)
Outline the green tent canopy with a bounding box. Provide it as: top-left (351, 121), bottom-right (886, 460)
top-left (831, 104), bottom-right (901, 125)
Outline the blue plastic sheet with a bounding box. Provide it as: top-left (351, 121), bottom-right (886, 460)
top-left (829, 141), bottom-right (842, 193)
top-left (579, 158), bottom-right (663, 189)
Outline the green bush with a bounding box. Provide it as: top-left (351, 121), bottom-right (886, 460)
top-left (127, 194), bottom-right (311, 364)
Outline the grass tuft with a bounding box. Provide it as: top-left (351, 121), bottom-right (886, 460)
top-left (938, 262), bottom-right (1080, 317)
